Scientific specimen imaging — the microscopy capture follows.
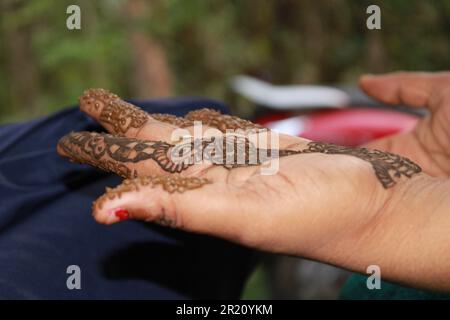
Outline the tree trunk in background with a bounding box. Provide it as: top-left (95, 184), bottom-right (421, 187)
top-left (83, 0), bottom-right (109, 88)
top-left (366, 31), bottom-right (389, 73)
top-left (123, 0), bottom-right (172, 98)
top-left (298, 0), bottom-right (329, 83)
top-left (2, 1), bottom-right (39, 115)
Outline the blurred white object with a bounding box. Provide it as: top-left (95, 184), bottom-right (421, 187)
top-left (230, 75), bottom-right (351, 109)
top-left (266, 116), bottom-right (307, 136)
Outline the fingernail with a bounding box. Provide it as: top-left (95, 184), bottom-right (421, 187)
top-left (111, 208), bottom-right (130, 221)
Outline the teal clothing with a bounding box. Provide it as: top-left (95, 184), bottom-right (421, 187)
top-left (340, 274), bottom-right (450, 300)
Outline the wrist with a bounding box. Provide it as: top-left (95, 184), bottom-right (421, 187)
top-left (311, 172), bottom-right (450, 291)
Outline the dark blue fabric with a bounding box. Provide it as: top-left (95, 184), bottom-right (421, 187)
top-left (0, 97), bottom-right (257, 299)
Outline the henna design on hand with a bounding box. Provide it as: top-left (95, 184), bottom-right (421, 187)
top-left (301, 142), bottom-right (422, 188)
top-left (58, 131), bottom-right (192, 177)
top-left (184, 108), bottom-right (265, 132)
top-left (153, 108), bottom-right (264, 132)
top-left (152, 113), bottom-right (194, 128)
top-left (94, 175), bottom-right (210, 210)
top-left (170, 134), bottom-right (300, 169)
top-left (58, 131), bottom-right (136, 178)
top-left (80, 89), bottom-right (149, 135)
top-left (58, 129), bottom-right (421, 189)
top-left (58, 131), bottom-right (299, 176)
top-left (80, 89), bottom-right (264, 134)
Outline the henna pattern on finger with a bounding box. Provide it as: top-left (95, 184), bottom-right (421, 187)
top-left (80, 89), bottom-right (149, 135)
top-left (152, 113), bottom-right (194, 128)
top-left (58, 131), bottom-right (192, 177)
top-left (152, 108), bottom-right (264, 132)
top-left (171, 134), bottom-right (300, 169)
top-left (99, 100), bottom-right (149, 135)
top-left (93, 175), bottom-right (211, 210)
top-left (58, 131), bottom-right (298, 177)
top-left (184, 108), bottom-right (265, 132)
top-left (58, 132), bottom-right (137, 178)
top-left (80, 89), bottom-right (264, 135)
top-left (300, 142), bottom-right (422, 188)
top-left (58, 129), bottom-right (421, 188)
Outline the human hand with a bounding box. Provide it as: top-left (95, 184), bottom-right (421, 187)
top-left (57, 89), bottom-right (421, 264)
top-left (361, 71), bottom-right (450, 177)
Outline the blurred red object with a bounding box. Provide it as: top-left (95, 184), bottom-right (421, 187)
top-left (255, 108), bottom-right (419, 147)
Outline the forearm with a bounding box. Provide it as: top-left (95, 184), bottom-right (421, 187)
top-left (314, 174), bottom-right (450, 291)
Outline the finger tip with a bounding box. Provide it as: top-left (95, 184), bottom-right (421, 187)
top-left (56, 135), bottom-right (70, 157)
top-left (93, 200), bottom-right (130, 225)
top-left (91, 182), bottom-right (165, 225)
top-left (359, 74), bottom-right (389, 96)
top-left (78, 88), bottom-right (114, 117)
top-left (92, 188), bottom-right (140, 225)
top-left (56, 144), bottom-right (65, 157)
top-left (359, 74), bottom-right (377, 85)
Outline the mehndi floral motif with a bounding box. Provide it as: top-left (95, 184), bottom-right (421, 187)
top-left (301, 141), bottom-right (422, 188)
top-left (80, 88), bottom-right (149, 135)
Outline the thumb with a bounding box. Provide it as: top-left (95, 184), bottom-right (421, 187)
top-left (91, 175), bottom-right (256, 242)
top-left (359, 72), bottom-right (435, 108)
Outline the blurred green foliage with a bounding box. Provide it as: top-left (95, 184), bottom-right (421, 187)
top-left (1, 0), bottom-right (450, 123)
top-left (241, 265), bottom-right (270, 300)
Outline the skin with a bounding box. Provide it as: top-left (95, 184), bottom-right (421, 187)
top-left (362, 72), bottom-right (450, 177)
top-left (57, 72), bottom-right (450, 292)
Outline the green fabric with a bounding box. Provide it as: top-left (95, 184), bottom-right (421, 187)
top-left (340, 274), bottom-right (450, 300)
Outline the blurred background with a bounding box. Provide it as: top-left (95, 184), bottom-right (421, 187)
top-left (1, 0), bottom-right (450, 299)
top-left (2, 0), bottom-right (450, 123)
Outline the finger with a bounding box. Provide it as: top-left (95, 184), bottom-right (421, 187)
top-left (80, 88), bottom-right (264, 132)
top-left (183, 108), bottom-right (305, 149)
top-left (79, 88), bottom-right (187, 141)
top-left (153, 109), bottom-right (265, 133)
top-left (359, 71), bottom-right (450, 109)
top-left (80, 88), bottom-right (261, 135)
top-left (56, 131), bottom-right (214, 178)
top-left (79, 89), bottom-right (298, 145)
top-left (184, 108), bottom-right (264, 132)
top-left (91, 175), bottom-right (260, 244)
top-left (184, 108), bottom-right (305, 148)
top-left (152, 113), bottom-right (194, 127)
top-left (57, 130), bottom-right (301, 179)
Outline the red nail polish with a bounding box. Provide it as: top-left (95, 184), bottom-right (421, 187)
top-left (114, 208), bottom-right (129, 221)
